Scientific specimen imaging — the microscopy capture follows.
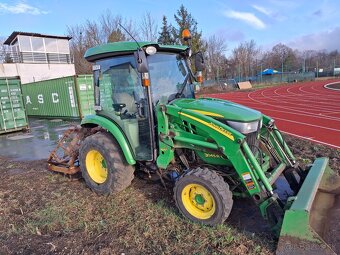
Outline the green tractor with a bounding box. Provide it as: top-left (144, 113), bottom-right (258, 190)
top-left (48, 33), bottom-right (339, 254)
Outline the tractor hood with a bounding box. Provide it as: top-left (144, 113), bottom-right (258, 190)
top-left (173, 97), bottom-right (262, 122)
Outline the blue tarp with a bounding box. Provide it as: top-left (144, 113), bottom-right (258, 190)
top-left (260, 69), bottom-right (281, 75)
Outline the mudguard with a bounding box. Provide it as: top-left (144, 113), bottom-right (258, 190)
top-left (81, 115), bottom-right (136, 165)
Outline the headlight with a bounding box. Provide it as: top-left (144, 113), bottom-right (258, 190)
top-left (146, 46), bottom-right (157, 55)
top-left (227, 120), bottom-right (260, 134)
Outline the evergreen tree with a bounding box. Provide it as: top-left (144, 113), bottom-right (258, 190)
top-left (173, 5), bottom-right (205, 53)
top-left (158, 16), bottom-right (175, 45)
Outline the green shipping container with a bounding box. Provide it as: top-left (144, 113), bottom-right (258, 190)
top-left (76, 75), bottom-right (95, 117)
top-left (22, 75), bottom-right (95, 118)
top-left (0, 77), bottom-right (29, 134)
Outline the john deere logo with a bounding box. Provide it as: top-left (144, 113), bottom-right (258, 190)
top-left (209, 122), bottom-right (234, 141)
top-left (204, 153), bottom-right (223, 159)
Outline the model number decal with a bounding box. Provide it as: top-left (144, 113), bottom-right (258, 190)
top-left (242, 172), bottom-right (255, 190)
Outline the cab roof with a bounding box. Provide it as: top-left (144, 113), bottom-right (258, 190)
top-left (84, 41), bottom-right (188, 62)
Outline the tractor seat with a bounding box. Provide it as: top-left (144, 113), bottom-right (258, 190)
top-left (115, 92), bottom-right (137, 113)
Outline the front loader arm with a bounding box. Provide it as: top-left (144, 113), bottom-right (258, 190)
top-left (156, 103), bottom-right (273, 197)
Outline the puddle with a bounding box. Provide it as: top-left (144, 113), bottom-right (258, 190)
top-left (227, 197), bottom-right (271, 234)
top-left (0, 117), bottom-right (80, 161)
top-left (54, 127), bottom-right (74, 132)
top-left (7, 134), bottom-right (35, 140)
top-left (30, 125), bottom-right (45, 129)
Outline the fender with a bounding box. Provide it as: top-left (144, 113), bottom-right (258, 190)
top-left (81, 115), bottom-right (136, 165)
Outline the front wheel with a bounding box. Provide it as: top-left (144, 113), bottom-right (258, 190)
top-left (79, 132), bottom-right (134, 195)
top-left (174, 167), bottom-right (233, 226)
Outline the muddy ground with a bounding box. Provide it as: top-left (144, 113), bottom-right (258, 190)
top-left (0, 134), bottom-right (339, 255)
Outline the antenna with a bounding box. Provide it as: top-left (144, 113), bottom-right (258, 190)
top-left (119, 23), bottom-right (141, 48)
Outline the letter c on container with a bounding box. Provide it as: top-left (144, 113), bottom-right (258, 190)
top-left (52, 93), bottom-right (59, 103)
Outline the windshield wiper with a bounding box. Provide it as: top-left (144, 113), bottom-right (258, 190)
top-left (167, 74), bottom-right (190, 103)
top-left (175, 74), bottom-right (190, 99)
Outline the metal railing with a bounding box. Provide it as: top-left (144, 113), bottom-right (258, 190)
top-left (1, 51), bottom-right (73, 64)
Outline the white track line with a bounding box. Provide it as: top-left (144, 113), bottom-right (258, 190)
top-left (233, 103), bottom-right (340, 121)
top-left (281, 131), bottom-right (340, 149)
top-left (259, 89), bottom-right (340, 111)
top-left (324, 81), bottom-right (340, 91)
top-left (272, 84), bottom-right (340, 108)
top-left (274, 117), bottom-right (340, 132)
top-left (228, 98), bottom-right (340, 120)
top-left (246, 90), bottom-right (340, 120)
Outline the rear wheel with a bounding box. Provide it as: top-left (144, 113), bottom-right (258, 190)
top-left (174, 167), bottom-right (233, 226)
top-left (79, 132), bottom-right (134, 195)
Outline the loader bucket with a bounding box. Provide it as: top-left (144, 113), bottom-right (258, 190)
top-left (277, 157), bottom-right (340, 255)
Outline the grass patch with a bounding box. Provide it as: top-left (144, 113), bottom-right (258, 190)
top-left (0, 160), bottom-right (277, 254)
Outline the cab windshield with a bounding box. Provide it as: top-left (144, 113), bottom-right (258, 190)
top-left (147, 52), bottom-right (194, 103)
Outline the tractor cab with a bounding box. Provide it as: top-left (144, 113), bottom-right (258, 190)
top-left (84, 42), bottom-right (198, 162)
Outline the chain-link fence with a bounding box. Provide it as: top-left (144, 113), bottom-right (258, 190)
top-left (236, 71), bottom-right (315, 84)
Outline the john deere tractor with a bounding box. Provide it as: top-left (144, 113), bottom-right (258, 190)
top-left (48, 31), bottom-right (339, 254)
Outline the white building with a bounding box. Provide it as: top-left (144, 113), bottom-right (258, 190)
top-left (1, 31), bottom-right (75, 84)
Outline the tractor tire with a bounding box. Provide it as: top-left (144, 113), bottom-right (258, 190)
top-left (79, 132), bottom-right (134, 195)
top-left (174, 167), bottom-right (233, 226)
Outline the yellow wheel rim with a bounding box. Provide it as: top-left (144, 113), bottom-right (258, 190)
top-left (85, 149), bottom-right (108, 184)
top-left (181, 183), bottom-right (215, 220)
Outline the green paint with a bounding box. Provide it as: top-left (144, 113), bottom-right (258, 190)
top-left (101, 159), bottom-right (107, 169)
top-left (242, 142), bottom-right (273, 193)
top-left (0, 78), bottom-right (28, 134)
top-left (81, 115), bottom-right (136, 165)
top-left (290, 157), bottom-right (328, 211)
top-left (277, 157), bottom-right (338, 254)
top-left (155, 103), bottom-right (263, 196)
top-left (75, 75), bottom-right (95, 117)
top-left (173, 97), bottom-right (262, 122)
top-left (22, 76), bottom-right (81, 118)
top-left (85, 41), bottom-right (188, 61)
top-left (195, 194), bottom-right (205, 205)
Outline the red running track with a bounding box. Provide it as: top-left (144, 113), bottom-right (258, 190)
top-left (206, 80), bottom-right (340, 148)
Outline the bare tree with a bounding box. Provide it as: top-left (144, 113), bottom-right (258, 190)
top-left (139, 12), bottom-right (158, 42)
top-left (0, 37), bottom-right (6, 63)
top-left (269, 43), bottom-right (297, 72)
top-left (100, 11), bottom-right (138, 42)
top-left (205, 35), bottom-right (227, 80)
top-left (67, 10), bottom-right (138, 74)
top-left (67, 24), bottom-right (91, 74)
top-left (231, 40), bottom-right (260, 79)
top-left (0, 37), bottom-right (13, 63)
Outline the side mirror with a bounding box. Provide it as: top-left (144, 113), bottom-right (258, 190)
top-left (134, 49), bottom-right (149, 73)
top-left (194, 52), bottom-right (205, 72)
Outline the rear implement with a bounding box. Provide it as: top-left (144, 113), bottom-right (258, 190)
top-left (47, 126), bottom-right (99, 174)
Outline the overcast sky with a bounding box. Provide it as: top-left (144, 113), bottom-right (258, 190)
top-left (0, 0), bottom-right (339, 54)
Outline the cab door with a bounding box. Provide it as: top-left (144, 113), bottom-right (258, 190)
top-left (95, 55), bottom-right (153, 161)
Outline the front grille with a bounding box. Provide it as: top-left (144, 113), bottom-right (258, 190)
top-left (245, 130), bottom-right (260, 154)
